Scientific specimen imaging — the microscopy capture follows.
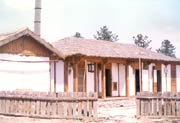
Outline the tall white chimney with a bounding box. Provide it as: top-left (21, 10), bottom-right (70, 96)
top-left (34, 0), bottom-right (41, 36)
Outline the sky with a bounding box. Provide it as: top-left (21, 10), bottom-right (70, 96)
top-left (0, 0), bottom-right (180, 57)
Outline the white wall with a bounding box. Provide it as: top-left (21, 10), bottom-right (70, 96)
top-left (161, 64), bottom-right (171, 92)
top-left (176, 65), bottom-right (180, 92)
top-left (154, 70), bottom-right (157, 83)
top-left (167, 64), bottom-right (171, 92)
top-left (148, 64), bottom-right (154, 92)
top-left (119, 64), bottom-right (126, 96)
top-left (112, 63), bottom-right (118, 96)
top-left (161, 64), bottom-right (166, 92)
top-left (0, 54), bottom-right (50, 92)
top-left (50, 62), bottom-right (55, 92)
top-left (68, 66), bottom-right (73, 92)
top-left (56, 61), bottom-right (64, 92)
top-left (86, 62), bottom-right (94, 92)
top-left (142, 69), bottom-right (148, 91)
top-left (129, 65), bottom-right (135, 96)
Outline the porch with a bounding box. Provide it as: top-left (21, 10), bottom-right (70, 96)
top-left (63, 55), bottom-right (177, 98)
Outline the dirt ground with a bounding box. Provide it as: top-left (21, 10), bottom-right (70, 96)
top-left (0, 98), bottom-right (180, 123)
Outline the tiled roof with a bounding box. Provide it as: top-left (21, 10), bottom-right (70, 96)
top-left (0, 28), bottom-right (64, 59)
top-left (53, 37), bottom-right (178, 62)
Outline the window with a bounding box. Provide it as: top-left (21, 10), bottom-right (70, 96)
top-left (88, 63), bottom-right (94, 72)
top-left (113, 82), bottom-right (117, 91)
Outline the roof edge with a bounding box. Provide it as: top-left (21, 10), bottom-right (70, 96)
top-left (0, 28), bottom-right (65, 59)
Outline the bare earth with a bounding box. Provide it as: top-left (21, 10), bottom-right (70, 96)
top-left (0, 98), bottom-right (180, 123)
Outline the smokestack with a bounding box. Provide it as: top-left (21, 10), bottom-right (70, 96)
top-left (34, 0), bottom-right (41, 36)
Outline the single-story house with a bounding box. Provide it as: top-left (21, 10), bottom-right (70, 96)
top-left (0, 28), bottom-right (64, 92)
top-left (52, 37), bottom-right (180, 98)
top-left (1, 28), bottom-right (180, 98)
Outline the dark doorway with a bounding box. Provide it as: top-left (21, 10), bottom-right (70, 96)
top-left (157, 70), bottom-right (161, 92)
top-left (106, 69), bottom-right (111, 96)
top-left (135, 69), bottom-right (140, 93)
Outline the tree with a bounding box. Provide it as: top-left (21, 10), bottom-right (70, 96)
top-left (133, 34), bottom-right (152, 49)
top-left (94, 26), bottom-right (118, 42)
top-left (156, 40), bottom-right (176, 58)
top-left (74, 32), bottom-right (83, 38)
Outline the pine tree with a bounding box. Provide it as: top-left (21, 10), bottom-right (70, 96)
top-left (94, 26), bottom-right (118, 42)
top-left (156, 40), bottom-right (176, 58)
top-left (74, 32), bottom-right (83, 38)
top-left (133, 34), bottom-right (152, 49)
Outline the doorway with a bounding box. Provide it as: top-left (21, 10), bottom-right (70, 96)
top-left (106, 69), bottom-right (111, 96)
top-left (135, 69), bottom-right (140, 93)
top-left (157, 70), bottom-right (161, 92)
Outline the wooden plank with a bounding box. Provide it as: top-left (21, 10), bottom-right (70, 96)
top-left (36, 100), bottom-right (40, 115)
top-left (40, 101), bottom-right (46, 116)
top-left (93, 93), bottom-right (98, 118)
top-left (5, 99), bottom-right (9, 114)
top-left (52, 101), bottom-right (57, 116)
top-left (67, 92), bottom-right (73, 118)
top-left (83, 93), bottom-right (87, 117)
top-left (136, 98), bottom-right (141, 116)
top-left (172, 99), bottom-right (176, 116)
top-left (31, 101), bottom-right (35, 115)
top-left (57, 93), bottom-right (63, 117)
top-left (78, 93), bottom-right (83, 118)
top-left (88, 92), bottom-right (93, 117)
top-left (141, 98), bottom-right (145, 116)
top-left (62, 93), bottom-right (67, 117)
top-left (177, 92), bottom-right (180, 116)
top-left (151, 98), bottom-right (155, 116)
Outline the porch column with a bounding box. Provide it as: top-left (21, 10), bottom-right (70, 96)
top-left (73, 63), bottom-right (78, 92)
top-left (64, 61), bottom-right (68, 92)
top-left (125, 64), bottom-right (129, 96)
top-left (54, 61), bottom-right (56, 93)
top-left (139, 58), bottom-right (142, 92)
top-left (49, 61), bottom-right (52, 93)
top-left (83, 60), bottom-right (87, 92)
top-left (102, 63), bottom-right (106, 98)
top-left (94, 62), bottom-right (97, 92)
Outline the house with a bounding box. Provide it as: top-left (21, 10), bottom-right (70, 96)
top-left (0, 28), bottom-right (180, 98)
top-left (53, 37), bottom-right (180, 98)
top-left (0, 28), bottom-right (64, 92)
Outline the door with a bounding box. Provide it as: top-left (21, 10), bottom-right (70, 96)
top-left (106, 69), bottom-right (111, 96)
top-left (135, 69), bottom-right (140, 93)
top-left (157, 70), bottom-right (161, 92)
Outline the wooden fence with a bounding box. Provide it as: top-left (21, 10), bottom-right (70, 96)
top-left (136, 92), bottom-right (180, 118)
top-left (0, 91), bottom-right (98, 119)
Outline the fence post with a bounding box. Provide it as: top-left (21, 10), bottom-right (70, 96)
top-left (177, 92), bottom-right (180, 116)
top-left (93, 92), bottom-right (98, 118)
top-left (136, 92), bottom-right (141, 116)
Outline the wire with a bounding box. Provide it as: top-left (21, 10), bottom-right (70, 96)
top-left (0, 59), bottom-right (62, 63)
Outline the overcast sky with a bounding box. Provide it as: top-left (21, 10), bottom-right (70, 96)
top-left (0, 0), bottom-right (180, 57)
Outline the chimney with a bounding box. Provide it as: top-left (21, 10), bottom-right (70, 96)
top-left (34, 0), bottom-right (41, 36)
